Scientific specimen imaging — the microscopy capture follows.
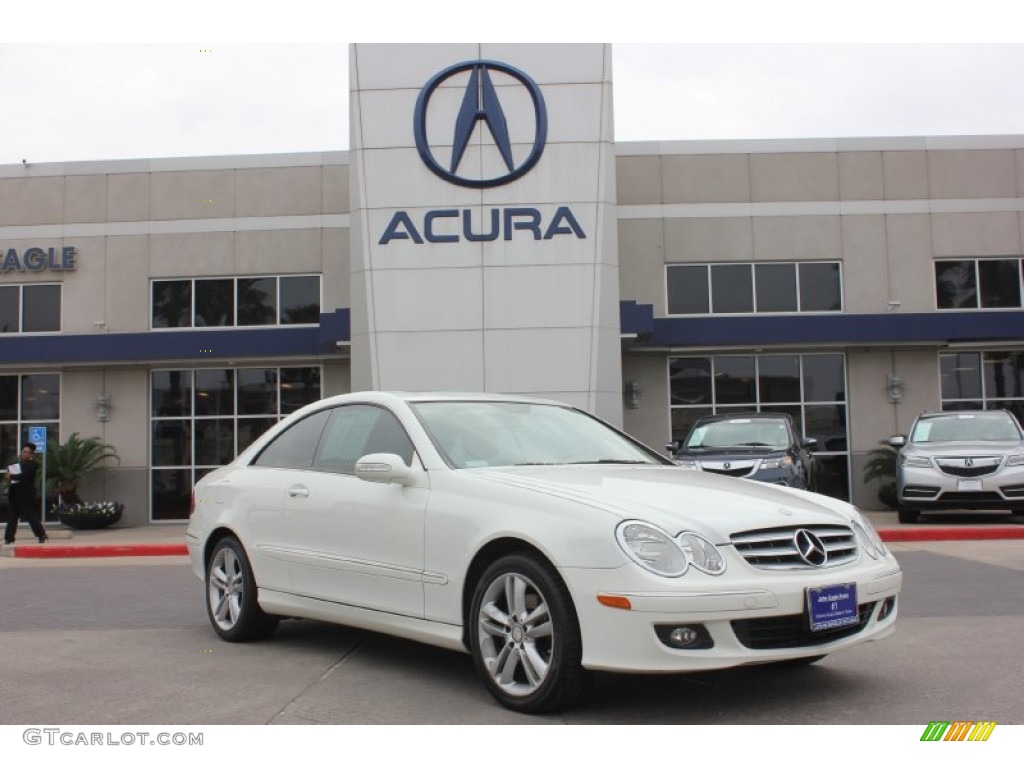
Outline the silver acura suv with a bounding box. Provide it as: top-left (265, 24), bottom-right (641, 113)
top-left (889, 409), bottom-right (1024, 524)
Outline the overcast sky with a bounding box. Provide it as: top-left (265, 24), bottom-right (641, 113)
top-left (3, 4), bottom-right (1024, 166)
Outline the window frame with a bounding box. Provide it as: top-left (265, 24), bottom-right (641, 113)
top-left (665, 261), bottom-right (844, 317)
top-left (0, 283), bottom-right (63, 334)
top-left (934, 257), bottom-right (1024, 311)
top-left (150, 274), bottom-right (321, 330)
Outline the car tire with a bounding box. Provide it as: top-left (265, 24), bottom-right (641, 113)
top-left (206, 536), bottom-right (279, 642)
top-left (469, 553), bottom-right (591, 713)
top-left (897, 507), bottom-right (920, 525)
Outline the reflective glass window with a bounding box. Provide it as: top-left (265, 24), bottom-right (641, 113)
top-left (758, 355), bottom-right (801, 403)
top-left (152, 280), bottom-right (192, 328)
top-left (237, 277), bottom-right (277, 326)
top-left (195, 279), bottom-right (234, 327)
top-left (935, 261), bottom-right (977, 309)
top-left (254, 409), bottom-right (330, 470)
top-left (666, 265), bottom-right (709, 315)
top-left (755, 263), bottom-right (797, 312)
top-left (940, 353), bottom-right (982, 400)
top-left (0, 286), bottom-right (18, 333)
top-left (669, 358), bottom-right (712, 406)
top-left (799, 263), bottom-right (842, 311)
top-left (714, 356), bottom-right (756, 404)
top-left (802, 355), bottom-right (845, 402)
top-left (978, 260), bottom-right (1021, 308)
top-left (711, 264), bottom-right (753, 313)
top-left (194, 369), bottom-right (234, 416)
top-left (21, 284), bottom-right (61, 332)
top-left (280, 276), bottom-right (320, 324)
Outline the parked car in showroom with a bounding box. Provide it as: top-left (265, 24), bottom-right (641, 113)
top-left (187, 392), bottom-right (901, 713)
top-left (672, 412), bottom-right (817, 491)
top-left (889, 408), bottom-right (1024, 524)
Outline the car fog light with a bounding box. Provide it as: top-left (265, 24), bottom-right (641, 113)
top-left (670, 627), bottom-right (698, 646)
top-left (655, 624), bottom-right (713, 650)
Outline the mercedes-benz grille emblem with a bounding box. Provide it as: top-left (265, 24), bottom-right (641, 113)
top-left (793, 529), bottom-right (828, 567)
top-left (413, 60), bottom-right (548, 189)
top-left (723, 462), bottom-right (732, 470)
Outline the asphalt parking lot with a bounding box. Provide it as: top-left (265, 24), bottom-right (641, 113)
top-left (1, 537), bottom-right (1021, 726)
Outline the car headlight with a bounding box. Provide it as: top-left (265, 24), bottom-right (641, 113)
top-left (760, 455), bottom-right (793, 470)
top-left (852, 517), bottom-right (888, 559)
top-left (615, 521), bottom-right (726, 577)
top-left (900, 454), bottom-right (932, 468)
top-left (678, 532), bottom-right (727, 575)
top-left (1006, 454), bottom-right (1024, 466)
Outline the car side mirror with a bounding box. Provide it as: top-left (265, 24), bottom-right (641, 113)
top-left (886, 436), bottom-right (906, 448)
top-left (355, 453), bottom-right (414, 486)
top-left (665, 441), bottom-right (679, 455)
top-left (800, 437), bottom-right (818, 450)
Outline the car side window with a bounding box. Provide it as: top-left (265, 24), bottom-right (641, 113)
top-left (251, 409), bottom-right (331, 469)
top-left (313, 404), bottom-right (415, 474)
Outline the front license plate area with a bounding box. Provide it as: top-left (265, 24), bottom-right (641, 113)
top-left (957, 479), bottom-right (982, 491)
top-left (807, 583), bottom-right (858, 632)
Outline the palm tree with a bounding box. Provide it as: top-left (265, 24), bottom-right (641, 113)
top-left (862, 445), bottom-right (898, 510)
top-left (45, 433), bottom-right (120, 506)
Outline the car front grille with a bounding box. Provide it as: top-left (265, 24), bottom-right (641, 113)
top-left (730, 525), bottom-right (857, 570)
top-left (935, 456), bottom-right (1002, 478)
top-left (704, 466), bottom-right (753, 478)
top-left (732, 602), bottom-right (876, 649)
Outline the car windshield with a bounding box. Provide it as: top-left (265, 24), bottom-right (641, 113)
top-left (910, 412), bottom-right (1022, 443)
top-left (685, 418), bottom-right (790, 450)
top-left (410, 401), bottom-right (665, 469)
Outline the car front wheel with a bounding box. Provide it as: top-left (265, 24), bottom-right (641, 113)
top-left (206, 536), bottom-right (279, 642)
top-left (469, 553), bottom-right (590, 713)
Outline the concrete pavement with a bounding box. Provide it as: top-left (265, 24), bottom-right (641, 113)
top-left (1, 509), bottom-right (1022, 559)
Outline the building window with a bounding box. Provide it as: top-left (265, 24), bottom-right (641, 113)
top-left (0, 284), bottom-right (62, 333)
top-left (669, 353), bottom-right (849, 500)
top-left (935, 258), bottom-right (1023, 309)
top-left (940, 350), bottom-right (1024, 424)
top-left (0, 373), bottom-right (61, 518)
top-left (666, 262), bottom-right (842, 315)
top-left (151, 275), bottom-right (321, 329)
top-left (150, 366), bottom-right (321, 521)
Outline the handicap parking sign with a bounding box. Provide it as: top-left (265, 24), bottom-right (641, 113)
top-left (28, 426), bottom-right (47, 452)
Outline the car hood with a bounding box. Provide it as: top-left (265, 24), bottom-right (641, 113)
top-left (677, 447), bottom-right (786, 460)
top-left (903, 439), bottom-right (1024, 455)
top-left (470, 464), bottom-right (853, 543)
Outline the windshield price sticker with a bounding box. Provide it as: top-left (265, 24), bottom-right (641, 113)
top-left (807, 583), bottom-right (858, 632)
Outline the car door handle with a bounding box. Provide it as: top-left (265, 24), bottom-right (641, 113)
top-left (287, 485), bottom-right (310, 498)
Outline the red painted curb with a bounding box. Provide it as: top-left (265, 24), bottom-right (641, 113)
top-left (11, 544), bottom-right (189, 558)
top-left (880, 526), bottom-right (1024, 542)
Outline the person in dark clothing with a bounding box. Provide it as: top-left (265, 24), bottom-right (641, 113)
top-left (3, 442), bottom-right (47, 544)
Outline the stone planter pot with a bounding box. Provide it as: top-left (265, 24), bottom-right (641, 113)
top-left (57, 502), bottom-right (124, 530)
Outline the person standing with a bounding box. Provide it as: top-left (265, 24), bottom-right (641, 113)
top-left (3, 441), bottom-right (47, 545)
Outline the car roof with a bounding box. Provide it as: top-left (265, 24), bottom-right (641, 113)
top-left (691, 412), bottom-right (793, 425)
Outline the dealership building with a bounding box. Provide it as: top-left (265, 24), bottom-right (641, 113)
top-left (3, 43), bottom-right (1024, 525)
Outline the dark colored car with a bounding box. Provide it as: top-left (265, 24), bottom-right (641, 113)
top-left (673, 412), bottom-right (817, 491)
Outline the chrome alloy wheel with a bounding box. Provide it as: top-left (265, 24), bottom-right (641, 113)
top-left (208, 546), bottom-right (245, 631)
top-left (476, 571), bottom-right (555, 697)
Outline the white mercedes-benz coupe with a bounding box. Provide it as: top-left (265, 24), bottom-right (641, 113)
top-left (186, 392), bottom-right (901, 713)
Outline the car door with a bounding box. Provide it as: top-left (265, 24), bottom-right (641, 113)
top-left (281, 403), bottom-right (429, 618)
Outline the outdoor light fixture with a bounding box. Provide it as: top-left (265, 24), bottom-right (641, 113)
top-left (95, 393), bottom-right (112, 422)
top-left (624, 380), bottom-right (642, 410)
top-left (887, 374), bottom-right (903, 404)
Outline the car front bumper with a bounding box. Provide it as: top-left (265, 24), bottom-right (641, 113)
top-left (898, 464), bottom-right (1024, 510)
top-left (562, 556), bottom-right (902, 673)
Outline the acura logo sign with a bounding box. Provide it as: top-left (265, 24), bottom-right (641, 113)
top-left (413, 60), bottom-right (548, 188)
top-left (793, 529), bottom-right (828, 567)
